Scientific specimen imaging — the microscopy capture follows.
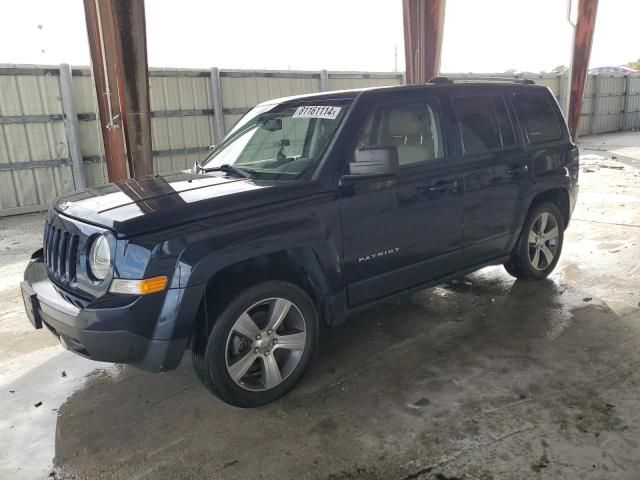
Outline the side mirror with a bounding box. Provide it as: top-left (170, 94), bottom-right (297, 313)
top-left (348, 146), bottom-right (399, 176)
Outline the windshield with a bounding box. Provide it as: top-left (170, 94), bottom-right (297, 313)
top-left (202, 100), bottom-right (351, 180)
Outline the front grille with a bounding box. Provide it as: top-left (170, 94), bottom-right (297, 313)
top-left (43, 221), bottom-right (80, 285)
top-left (55, 286), bottom-right (89, 309)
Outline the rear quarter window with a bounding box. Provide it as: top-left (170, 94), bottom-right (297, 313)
top-left (514, 93), bottom-right (563, 144)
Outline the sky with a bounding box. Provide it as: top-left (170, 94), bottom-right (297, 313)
top-left (0, 0), bottom-right (638, 73)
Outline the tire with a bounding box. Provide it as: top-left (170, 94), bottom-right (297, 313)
top-left (504, 201), bottom-right (565, 281)
top-left (192, 281), bottom-right (319, 407)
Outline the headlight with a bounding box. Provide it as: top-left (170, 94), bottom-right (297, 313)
top-left (89, 234), bottom-right (111, 280)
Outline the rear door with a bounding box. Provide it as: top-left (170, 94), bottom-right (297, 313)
top-left (339, 90), bottom-right (464, 306)
top-left (451, 91), bottom-right (532, 265)
top-left (512, 90), bottom-right (578, 225)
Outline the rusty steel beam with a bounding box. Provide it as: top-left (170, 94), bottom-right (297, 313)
top-left (568, 0), bottom-right (599, 140)
top-left (83, 0), bottom-right (153, 182)
top-left (402, 0), bottom-right (447, 84)
top-left (83, 0), bottom-right (127, 181)
top-left (111, 0), bottom-right (153, 178)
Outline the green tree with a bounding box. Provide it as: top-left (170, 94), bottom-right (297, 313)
top-left (503, 68), bottom-right (517, 75)
top-left (626, 58), bottom-right (640, 71)
top-left (552, 65), bottom-right (568, 73)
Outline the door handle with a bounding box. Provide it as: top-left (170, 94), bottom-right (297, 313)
top-left (507, 165), bottom-right (528, 175)
top-left (419, 179), bottom-right (459, 194)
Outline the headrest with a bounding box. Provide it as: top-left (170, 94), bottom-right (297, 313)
top-left (385, 109), bottom-right (423, 137)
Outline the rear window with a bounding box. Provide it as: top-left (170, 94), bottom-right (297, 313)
top-left (514, 93), bottom-right (563, 144)
top-left (452, 95), bottom-right (516, 156)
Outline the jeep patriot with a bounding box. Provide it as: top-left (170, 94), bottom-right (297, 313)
top-left (22, 78), bottom-right (579, 407)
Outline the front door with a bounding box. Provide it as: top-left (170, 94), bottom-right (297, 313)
top-left (339, 92), bottom-right (464, 306)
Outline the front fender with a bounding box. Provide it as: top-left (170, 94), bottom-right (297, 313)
top-left (174, 194), bottom-right (344, 295)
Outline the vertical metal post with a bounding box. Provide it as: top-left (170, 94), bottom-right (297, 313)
top-left (562, 0), bottom-right (577, 120)
top-left (319, 69), bottom-right (329, 92)
top-left (59, 64), bottom-right (87, 190)
top-left (111, 0), bottom-right (153, 178)
top-left (402, 0), bottom-right (447, 84)
top-left (83, 0), bottom-right (128, 181)
top-left (209, 67), bottom-right (225, 143)
top-left (622, 75), bottom-right (631, 131)
top-left (568, 0), bottom-right (599, 140)
top-left (83, 0), bottom-right (153, 181)
top-left (591, 74), bottom-right (599, 135)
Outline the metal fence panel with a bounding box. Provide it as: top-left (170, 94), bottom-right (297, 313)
top-left (626, 77), bottom-right (640, 130)
top-left (593, 76), bottom-right (626, 133)
top-left (328, 72), bottom-right (404, 90)
top-left (71, 71), bottom-right (107, 186)
top-left (1, 64), bottom-right (639, 216)
top-left (149, 71), bottom-right (215, 173)
top-left (219, 70), bottom-right (322, 132)
top-left (576, 76), bottom-right (594, 137)
top-left (0, 69), bottom-right (75, 214)
top-left (535, 76), bottom-right (561, 96)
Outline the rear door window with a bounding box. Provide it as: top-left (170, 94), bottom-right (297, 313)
top-left (514, 93), bottom-right (563, 144)
top-left (492, 96), bottom-right (516, 147)
top-left (453, 96), bottom-right (500, 155)
top-left (453, 95), bottom-right (518, 156)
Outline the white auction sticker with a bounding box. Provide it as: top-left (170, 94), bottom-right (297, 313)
top-left (293, 105), bottom-right (342, 120)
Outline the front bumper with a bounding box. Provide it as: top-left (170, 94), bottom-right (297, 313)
top-left (22, 253), bottom-right (196, 372)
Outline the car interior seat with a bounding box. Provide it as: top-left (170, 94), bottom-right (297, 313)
top-left (381, 108), bottom-right (435, 165)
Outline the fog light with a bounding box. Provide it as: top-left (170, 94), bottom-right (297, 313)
top-left (110, 276), bottom-right (168, 295)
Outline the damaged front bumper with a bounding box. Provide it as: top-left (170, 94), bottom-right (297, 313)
top-left (21, 250), bottom-right (193, 372)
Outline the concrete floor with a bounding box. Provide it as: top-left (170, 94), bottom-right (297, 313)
top-left (1, 132), bottom-right (640, 480)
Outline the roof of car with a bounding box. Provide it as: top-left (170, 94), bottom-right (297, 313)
top-left (260, 81), bottom-right (549, 106)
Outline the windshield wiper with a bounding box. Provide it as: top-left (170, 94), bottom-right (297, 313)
top-left (197, 163), bottom-right (253, 179)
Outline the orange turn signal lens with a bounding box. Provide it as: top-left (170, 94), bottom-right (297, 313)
top-left (109, 276), bottom-right (168, 295)
top-left (139, 276), bottom-right (168, 294)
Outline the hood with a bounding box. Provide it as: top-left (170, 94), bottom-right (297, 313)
top-left (54, 172), bottom-right (308, 237)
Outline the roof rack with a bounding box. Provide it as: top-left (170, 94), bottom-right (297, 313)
top-left (428, 76), bottom-right (535, 85)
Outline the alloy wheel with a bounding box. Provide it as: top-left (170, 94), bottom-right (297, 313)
top-left (225, 297), bottom-right (307, 391)
top-left (527, 212), bottom-right (560, 270)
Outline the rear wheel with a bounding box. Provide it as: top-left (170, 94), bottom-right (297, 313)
top-left (192, 281), bottom-right (318, 407)
top-left (504, 201), bottom-right (564, 280)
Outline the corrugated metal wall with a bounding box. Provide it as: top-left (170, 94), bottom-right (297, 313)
top-left (0, 67), bottom-right (74, 214)
top-left (592, 76), bottom-right (624, 134)
top-left (628, 77), bottom-right (640, 130)
top-left (148, 69), bottom-right (215, 175)
top-left (0, 65), bottom-right (403, 215)
top-left (219, 70), bottom-right (323, 132)
top-left (0, 65), bottom-right (638, 216)
top-left (71, 70), bottom-right (106, 186)
top-left (578, 76), bottom-right (595, 137)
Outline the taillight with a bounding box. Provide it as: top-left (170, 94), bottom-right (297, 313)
top-left (571, 147), bottom-right (579, 163)
top-left (570, 147), bottom-right (579, 180)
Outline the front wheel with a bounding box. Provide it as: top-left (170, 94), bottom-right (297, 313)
top-left (504, 201), bottom-right (565, 280)
top-left (192, 281), bottom-right (319, 407)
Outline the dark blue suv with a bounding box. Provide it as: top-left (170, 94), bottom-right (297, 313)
top-left (22, 79), bottom-right (579, 407)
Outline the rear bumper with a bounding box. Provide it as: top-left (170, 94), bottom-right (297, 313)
top-left (567, 183), bottom-right (579, 228)
top-left (23, 254), bottom-right (192, 372)
top-left (570, 184), bottom-right (579, 216)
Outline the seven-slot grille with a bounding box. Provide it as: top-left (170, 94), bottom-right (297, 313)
top-left (43, 221), bottom-right (80, 285)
